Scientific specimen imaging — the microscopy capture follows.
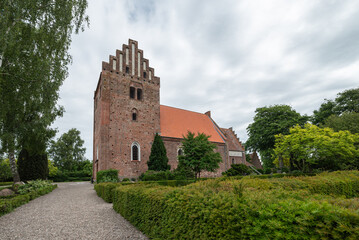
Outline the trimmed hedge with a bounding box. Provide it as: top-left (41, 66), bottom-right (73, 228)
top-left (0, 184), bottom-right (57, 216)
top-left (0, 182), bottom-right (13, 187)
top-left (112, 171), bottom-right (359, 239)
top-left (94, 180), bottom-right (195, 203)
top-left (49, 170), bottom-right (91, 182)
top-left (94, 182), bottom-right (122, 203)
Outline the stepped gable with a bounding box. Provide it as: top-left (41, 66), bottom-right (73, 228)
top-left (160, 105), bottom-right (225, 143)
top-left (250, 151), bottom-right (263, 169)
top-left (99, 39), bottom-right (160, 87)
top-left (220, 127), bottom-right (245, 151)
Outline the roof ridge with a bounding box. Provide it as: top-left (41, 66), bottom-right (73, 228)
top-left (160, 105), bottom-right (206, 116)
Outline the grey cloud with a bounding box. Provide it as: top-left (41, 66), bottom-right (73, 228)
top-left (51, 0), bottom-right (359, 159)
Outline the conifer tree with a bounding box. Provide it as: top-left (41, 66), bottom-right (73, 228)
top-left (148, 133), bottom-right (170, 171)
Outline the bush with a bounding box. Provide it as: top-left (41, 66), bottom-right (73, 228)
top-left (94, 182), bottom-right (120, 203)
top-left (17, 180), bottom-right (54, 195)
top-left (48, 170), bottom-right (91, 182)
top-left (0, 182), bottom-right (13, 187)
top-left (139, 170), bottom-right (174, 181)
top-left (112, 171), bottom-right (359, 239)
top-left (96, 169), bottom-right (119, 183)
top-left (0, 159), bottom-right (12, 182)
top-left (222, 164), bottom-right (251, 176)
top-left (0, 182), bottom-right (57, 216)
top-left (18, 149), bottom-right (48, 181)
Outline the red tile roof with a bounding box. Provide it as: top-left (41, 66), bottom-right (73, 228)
top-left (160, 105), bottom-right (225, 143)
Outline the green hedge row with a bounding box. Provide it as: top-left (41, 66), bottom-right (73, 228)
top-left (0, 182), bottom-right (13, 187)
top-left (94, 180), bottom-right (195, 203)
top-left (0, 184), bottom-right (57, 216)
top-left (94, 182), bottom-right (123, 203)
top-left (49, 170), bottom-right (91, 182)
top-left (112, 171), bottom-right (359, 239)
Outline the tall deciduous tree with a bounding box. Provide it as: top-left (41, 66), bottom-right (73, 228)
top-left (323, 112), bottom-right (359, 134)
top-left (48, 128), bottom-right (86, 172)
top-left (312, 87), bottom-right (359, 125)
top-left (274, 124), bottom-right (359, 171)
top-left (246, 105), bottom-right (308, 170)
top-left (178, 132), bottom-right (222, 180)
top-left (147, 133), bottom-right (170, 171)
top-left (0, 1), bottom-right (89, 182)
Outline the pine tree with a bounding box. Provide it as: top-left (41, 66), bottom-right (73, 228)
top-left (148, 133), bottom-right (170, 171)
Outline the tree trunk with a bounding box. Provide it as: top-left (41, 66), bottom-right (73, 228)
top-left (8, 151), bottom-right (20, 182)
top-left (278, 155), bottom-right (283, 173)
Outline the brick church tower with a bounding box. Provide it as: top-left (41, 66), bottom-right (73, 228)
top-left (93, 39), bottom-right (160, 179)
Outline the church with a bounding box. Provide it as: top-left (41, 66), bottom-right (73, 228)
top-left (93, 39), bottom-right (259, 179)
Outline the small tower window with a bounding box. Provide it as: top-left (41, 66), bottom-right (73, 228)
top-left (137, 89), bottom-right (142, 100)
top-left (143, 72), bottom-right (147, 78)
top-left (178, 149), bottom-right (183, 156)
top-left (232, 158), bottom-right (235, 164)
top-left (130, 87), bottom-right (135, 99)
top-left (131, 142), bottom-right (140, 161)
top-left (132, 108), bottom-right (138, 121)
top-left (126, 66), bottom-right (129, 74)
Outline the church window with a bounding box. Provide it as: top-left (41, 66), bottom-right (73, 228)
top-left (126, 66), bottom-right (129, 74)
top-left (132, 108), bottom-right (138, 121)
top-left (130, 87), bottom-right (135, 99)
top-left (232, 158), bottom-right (235, 164)
top-left (178, 149), bottom-right (183, 156)
top-left (131, 142), bottom-right (140, 161)
top-left (143, 72), bottom-right (147, 78)
top-left (137, 89), bottom-right (142, 100)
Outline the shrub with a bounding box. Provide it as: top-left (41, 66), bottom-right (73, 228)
top-left (48, 170), bottom-right (91, 182)
top-left (0, 183), bottom-right (57, 216)
top-left (147, 133), bottom-right (170, 171)
top-left (18, 149), bottom-right (48, 181)
top-left (0, 159), bottom-right (12, 182)
top-left (139, 170), bottom-right (174, 181)
top-left (94, 182), bottom-right (119, 203)
top-left (17, 180), bottom-right (54, 195)
top-left (96, 169), bottom-right (119, 183)
top-left (222, 164), bottom-right (251, 176)
top-left (112, 171), bottom-right (359, 239)
top-left (0, 182), bottom-right (13, 187)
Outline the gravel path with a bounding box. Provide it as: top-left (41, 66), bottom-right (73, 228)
top-left (0, 182), bottom-right (148, 240)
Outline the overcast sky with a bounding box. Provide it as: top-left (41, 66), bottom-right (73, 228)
top-left (52, 0), bottom-right (359, 160)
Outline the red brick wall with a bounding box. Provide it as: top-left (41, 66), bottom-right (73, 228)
top-left (162, 137), bottom-right (228, 177)
top-left (93, 39), bottom-right (160, 179)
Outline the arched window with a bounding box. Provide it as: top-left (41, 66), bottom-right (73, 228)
top-left (131, 142), bottom-right (140, 161)
top-left (130, 87), bottom-right (135, 99)
top-left (137, 88), bottom-right (142, 100)
top-left (132, 108), bottom-right (138, 121)
top-left (178, 149), bottom-right (183, 156)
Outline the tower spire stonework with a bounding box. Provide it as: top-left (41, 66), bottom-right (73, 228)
top-left (93, 39), bottom-right (160, 179)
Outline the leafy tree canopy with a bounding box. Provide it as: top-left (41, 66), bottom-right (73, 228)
top-left (274, 124), bottom-right (359, 172)
top-left (0, 0), bottom-right (89, 182)
top-left (323, 112), bottom-right (359, 134)
top-left (246, 105), bottom-right (309, 170)
top-left (48, 128), bottom-right (87, 171)
top-left (178, 132), bottom-right (222, 179)
top-left (312, 87), bottom-right (359, 125)
top-left (147, 133), bottom-right (170, 171)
